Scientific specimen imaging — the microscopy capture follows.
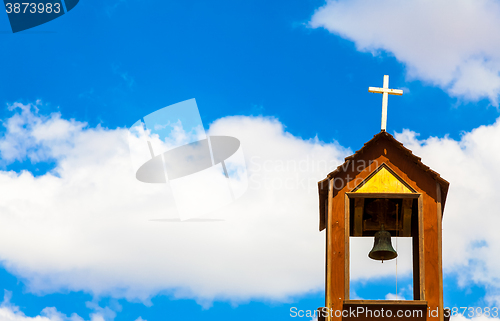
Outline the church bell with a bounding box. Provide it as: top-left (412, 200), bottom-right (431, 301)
top-left (368, 224), bottom-right (398, 262)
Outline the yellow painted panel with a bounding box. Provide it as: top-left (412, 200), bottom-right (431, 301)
top-left (355, 167), bottom-right (412, 193)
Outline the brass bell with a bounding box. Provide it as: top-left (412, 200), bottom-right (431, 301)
top-left (368, 224), bottom-right (397, 262)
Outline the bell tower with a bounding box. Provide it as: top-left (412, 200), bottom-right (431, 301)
top-left (317, 76), bottom-right (450, 321)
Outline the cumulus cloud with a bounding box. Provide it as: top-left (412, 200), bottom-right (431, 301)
top-left (0, 290), bottom-right (119, 321)
top-left (310, 0), bottom-right (500, 105)
top-left (3, 101), bottom-right (500, 307)
top-left (395, 118), bottom-right (500, 305)
top-left (0, 101), bottom-right (86, 164)
top-left (0, 102), bottom-right (349, 304)
top-left (452, 315), bottom-right (500, 321)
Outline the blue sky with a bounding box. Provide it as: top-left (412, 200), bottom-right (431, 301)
top-left (1, 0), bottom-right (500, 320)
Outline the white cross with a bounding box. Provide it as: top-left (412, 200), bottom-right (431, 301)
top-left (368, 75), bottom-right (403, 131)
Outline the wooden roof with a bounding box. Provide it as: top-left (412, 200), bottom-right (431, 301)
top-left (318, 131), bottom-right (449, 231)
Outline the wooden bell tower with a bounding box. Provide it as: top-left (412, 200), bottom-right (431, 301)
top-left (317, 76), bottom-right (450, 321)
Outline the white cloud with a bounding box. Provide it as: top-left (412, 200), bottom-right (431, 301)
top-left (452, 315), bottom-right (500, 321)
top-left (0, 101), bottom-right (86, 164)
top-left (3, 101), bottom-right (500, 307)
top-left (384, 285), bottom-right (412, 301)
top-left (309, 0), bottom-right (500, 105)
top-left (0, 103), bottom-right (349, 304)
top-left (395, 118), bottom-right (500, 305)
top-left (385, 293), bottom-right (403, 301)
top-left (0, 290), bottom-right (116, 321)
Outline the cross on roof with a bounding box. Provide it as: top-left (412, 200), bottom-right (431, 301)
top-left (369, 75), bottom-right (403, 131)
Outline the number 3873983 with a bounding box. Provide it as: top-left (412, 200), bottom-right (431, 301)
top-left (5, 3), bottom-right (61, 14)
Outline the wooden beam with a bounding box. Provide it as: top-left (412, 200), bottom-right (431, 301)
top-left (324, 198), bottom-right (329, 313)
top-left (368, 87), bottom-right (404, 95)
top-left (345, 194), bottom-right (350, 300)
top-left (412, 199), bottom-right (420, 300)
top-left (436, 183), bottom-right (444, 321)
top-left (353, 198), bottom-right (364, 236)
top-left (326, 179), bottom-right (333, 320)
top-left (402, 199), bottom-right (412, 237)
top-left (344, 300), bottom-right (427, 305)
top-left (418, 195), bottom-right (425, 300)
top-left (346, 192), bottom-right (420, 199)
